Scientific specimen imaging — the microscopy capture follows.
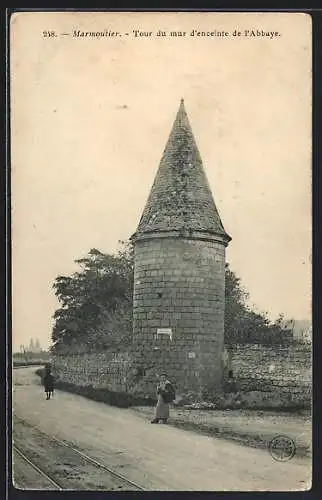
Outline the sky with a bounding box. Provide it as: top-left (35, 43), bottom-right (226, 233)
top-left (11, 12), bottom-right (312, 351)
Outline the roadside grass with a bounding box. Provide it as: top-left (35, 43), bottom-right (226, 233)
top-left (132, 405), bottom-right (311, 459)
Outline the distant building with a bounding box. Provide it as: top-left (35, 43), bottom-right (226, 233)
top-left (34, 338), bottom-right (42, 352)
top-left (302, 325), bottom-right (312, 344)
top-left (26, 338), bottom-right (42, 353)
top-left (292, 320), bottom-right (312, 344)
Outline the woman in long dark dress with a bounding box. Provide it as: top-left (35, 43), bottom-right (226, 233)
top-left (151, 373), bottom-right (174, 424)
top-left (43, 367), bottom-right (54, 400)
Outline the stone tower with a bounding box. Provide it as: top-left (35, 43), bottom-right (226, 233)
top-left (131, 100), bottom-right (231, 398)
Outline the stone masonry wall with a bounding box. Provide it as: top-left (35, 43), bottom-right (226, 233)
top-left (132, 236), bottom-right (226, 397)
top-left (51, 344), bottom-right (311, 409)
top-left (52, 351), bottom-right (131, 392)
top-left (224, 344), bottom-right (312, 408)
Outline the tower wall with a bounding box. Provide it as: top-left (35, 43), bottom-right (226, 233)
top-left (132, 234), bottom-right (227, 397)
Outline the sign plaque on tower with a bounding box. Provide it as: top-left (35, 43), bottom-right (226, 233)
top-left (156, 328), bottom-right (173, 340)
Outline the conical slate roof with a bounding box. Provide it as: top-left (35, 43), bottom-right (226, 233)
top-left (134, 99), bottom-right (230, 241)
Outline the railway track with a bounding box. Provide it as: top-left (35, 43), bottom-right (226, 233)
top-left (13, 445), bottom-right (63, 489)
top-left (13, 414), bottom-right (145, 490)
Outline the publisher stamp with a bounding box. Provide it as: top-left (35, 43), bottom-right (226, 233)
top-left (268, 435), bottom-right (296, 461)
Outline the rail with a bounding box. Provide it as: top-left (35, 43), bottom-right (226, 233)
top-left (14, 445), bottom-right (63, 490)
top-left (14, 415), bottom-right (145, 491)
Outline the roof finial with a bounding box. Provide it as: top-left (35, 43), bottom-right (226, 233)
top-left (180, 97), bottom-right (184, 104)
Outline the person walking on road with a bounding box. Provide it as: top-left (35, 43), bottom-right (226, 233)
top-left (43, 366), bottom-right (55, 400)
top-left (151, 373), bottom-right (175, 424)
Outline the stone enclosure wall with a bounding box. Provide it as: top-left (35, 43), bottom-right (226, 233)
top-left (51, 343), bottom-right (311, 409)
top-left (52, 351), bottom-right (132, 392)
top-left (225, 344), bottom-right (312, 408)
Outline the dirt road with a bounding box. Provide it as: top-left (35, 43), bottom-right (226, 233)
top-left (12, 367), bottom-right (311, 491)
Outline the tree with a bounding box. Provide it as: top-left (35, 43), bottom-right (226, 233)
top-left (51, 243), bottom-right (134, 353)
top-left (224, 265), bottom-right (293, 346)
top-left (224, 264), bottom-right (249, 345)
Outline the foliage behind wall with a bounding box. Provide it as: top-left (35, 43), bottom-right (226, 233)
top-left (51, 242), bottom-right (294, 353)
